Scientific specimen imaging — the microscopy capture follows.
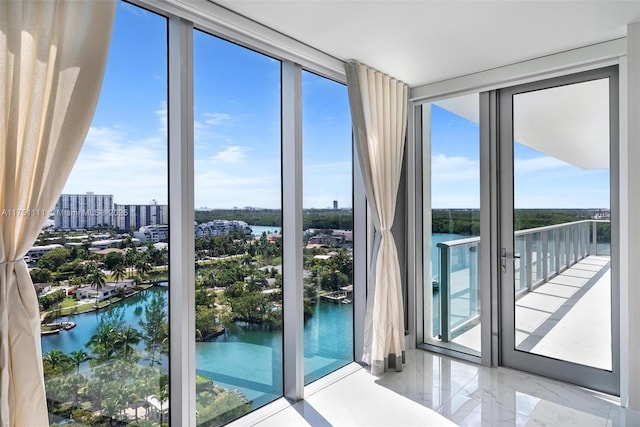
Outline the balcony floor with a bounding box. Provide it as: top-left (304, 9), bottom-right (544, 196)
top-left (454, 255), bottom-right (611, 370)
top-left (514, 255), bottom-right (611, 369)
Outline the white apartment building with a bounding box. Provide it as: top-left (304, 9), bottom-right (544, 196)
top-left (54, 192), bottom-right (113, 230)
top-left (114, 200), bottom-right (169, 230)
top-left (134, 224), bottom-right (169, 243)
top-left (195, 219), bottom-right (252, 239)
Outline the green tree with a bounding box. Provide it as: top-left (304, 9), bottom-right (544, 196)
top-left (87, 323), bottom-right (120, 361)
top-left (136, 256), bottom-right (152, 281)
top-left (30, 267), bottom-right (52, 284)
top-left (66, 372), bottom-right (87, 410)
top-left (38, 247), bottom-right (71, 271)
top-left (321, 271), bottom-right (349, 292)
top-left (112, 262), bottom-right (126, 284)
top-left (42, 350), bottom-right (72, 378)
top-left (125, 248), bottom-right (138, 279)
top-left (86, 263), bottom-right (106, 308)
top-left (69, 350), bottom-right (90, 374)
top-left (103, 251), bottom-right (124, 270)
top-left (119, 326), bottom-right (143, 360)
top-left (139, 292), bottom-right (168, 366)
top-left (157, 374), bottom-right (169, 425)
top-left (224, 281), bottom-right (245, 299)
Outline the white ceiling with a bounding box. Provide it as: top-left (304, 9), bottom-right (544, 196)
top-left (213, 0), bottom-right (640, 87)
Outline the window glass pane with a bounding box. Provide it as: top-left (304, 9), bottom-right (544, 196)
top-left (422, 94), bottom-right (481, 356)
top-left (40, 2), bottom-right (169, 424)
top-left (302, 70), bottom-right (353, 384)
top-left (193, 30), bottom-right (283, 425)
top-left (512, 78), bottom-right (612, 370)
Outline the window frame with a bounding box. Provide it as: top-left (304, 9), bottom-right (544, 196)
top-left (122, 1), bottom-right (365, 425)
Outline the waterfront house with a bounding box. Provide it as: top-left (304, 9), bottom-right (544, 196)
top-left (74, 281), bottom-right (134, 302)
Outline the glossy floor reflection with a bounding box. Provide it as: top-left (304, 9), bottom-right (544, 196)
top-left (377, 350), bottom-right (635, 427)
top-left (254, 349), bottom-right (640, 426)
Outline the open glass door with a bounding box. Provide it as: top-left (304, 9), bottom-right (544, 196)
top-left (499, 67), bottom-right (619, 395)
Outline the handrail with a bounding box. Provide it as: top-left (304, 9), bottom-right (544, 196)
top-left (433, 219), bottom-right (610, 343)
top-left (437, 219), bottom-right (610, 250)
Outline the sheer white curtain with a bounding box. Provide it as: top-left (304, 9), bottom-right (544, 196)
top-left (345, 61), bottom-right (408, 376)
top-left (0, 1), bottom-right (115, 424)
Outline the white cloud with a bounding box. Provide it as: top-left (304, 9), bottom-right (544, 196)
top-left (211, 146), bottom-right (247, 163)
top-left (203, 112), bottom-right (232, 125)
top-left (431, 153), bottom-right (479, 184)
top-left (194, 168), bottom-right (281, 209)
top-left (155, 104), bottom-right (167, 133)
top-left (514, 156), bottom-right (568, 174)
top-left (63, 107), bottom-right (169, 204)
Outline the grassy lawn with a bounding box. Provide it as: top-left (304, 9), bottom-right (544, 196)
top-left (54, 283), bottom-right (158, 316)
top-left (60, 297), bottom-right (77, 309)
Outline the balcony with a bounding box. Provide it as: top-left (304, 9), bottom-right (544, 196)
top-left (434, 220), bottom-right (611, 367)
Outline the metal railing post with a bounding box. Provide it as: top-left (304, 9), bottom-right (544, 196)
top-left (554, 229), bottom-right (561, 275)
top-left (469, 244), bottom-right (478, 316)
top-left (439, 244), bottom-right (450, 342)
top-left (525, 234), bottom-right (533, 291)
top-left (542, 231), bottom-right (549, 280)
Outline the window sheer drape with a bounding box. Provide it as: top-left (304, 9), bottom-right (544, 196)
top-left (345, 61), bottom-right (408, 376)
top-left (0, 1), bottom-right (115, 424)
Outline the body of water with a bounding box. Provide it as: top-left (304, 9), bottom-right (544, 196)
top-left (430, 232), bottom-right (469, 278)
top-left (250, 225), bottom-right (281, 237)
top-left (41, 285), bottom-right (352, 409)
top-left (42, 234), bottom-right (465, 408)
top-left (41, 286), bottom-right (168, 356)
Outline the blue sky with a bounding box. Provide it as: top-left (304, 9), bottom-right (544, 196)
top-left (63, 1), bottom-right (352, 210)
top-left (430, 104), bottom-right (610, 210)
top-left (63, 1), bottom-right (609, 211)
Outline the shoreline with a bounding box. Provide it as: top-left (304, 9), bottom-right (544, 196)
top-left (39, 281), bottom-right (165, 335)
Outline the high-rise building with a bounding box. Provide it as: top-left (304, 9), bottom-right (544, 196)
top-left (54, 192), bottom-right (113, 230)
top-left (333, 200), bottom-right (338, 210)
top-left (114, 200), bottom-right (168, 231)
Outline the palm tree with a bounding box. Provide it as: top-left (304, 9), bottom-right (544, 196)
top-left (112, 262), bottom-right (126, 284)
top-left (101, 396), bottom-right (122, 427)
top-left (43, 350), bottom-right (71, 375)
top-left (118, 326), bottom-right (143, 360)
top-left (125, 248), bottom-right (137, 279)
top-left (157, 374), bottom-right (169, 425)
top-left (135, 257), bottom-right (152, 282)
top-left (87, 323), bottom-right (119, 361)
top-left (87, 263), bottom-right (106, 309)
top-left (69, 350), bottom-right (90, 374)
top-left (66, 372), bottom-right (87, 410)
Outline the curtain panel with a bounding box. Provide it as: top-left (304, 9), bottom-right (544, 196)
top-left (345, 61), bottom-right (408, 376)
top-left (0, 1), bottom-right (115, 425)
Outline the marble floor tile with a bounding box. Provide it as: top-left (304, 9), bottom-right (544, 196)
top-left (249, 349), bottom-right (632, 427)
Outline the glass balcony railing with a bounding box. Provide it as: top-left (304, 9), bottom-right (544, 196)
top-left (435, 219), bottom-right (610, 342)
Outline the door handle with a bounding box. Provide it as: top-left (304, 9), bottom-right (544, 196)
top-left (501, 248), bottom-right (520, 273)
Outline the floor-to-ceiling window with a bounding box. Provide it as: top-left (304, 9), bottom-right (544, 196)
top-left (34, 1), bottom-right (358, 424)
top-left (301, 70), bottom-right (354, 385)
top-left (40, 2), bottom-right (169, 424)
top-left (193, 30), bottom-right (283, 425)
top-left (420, 94), bottom-right (482, 357)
